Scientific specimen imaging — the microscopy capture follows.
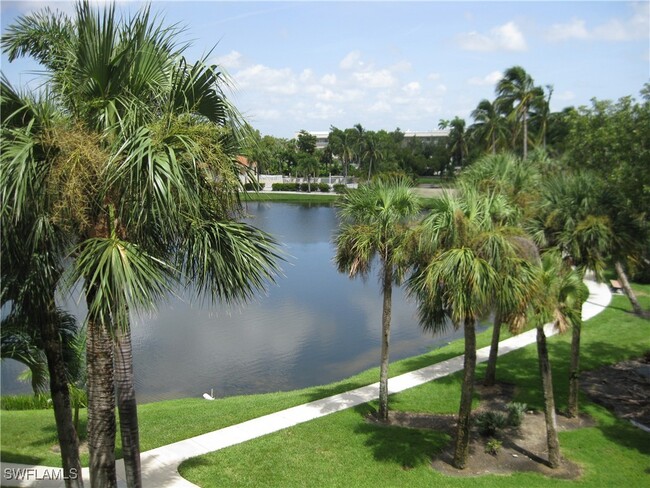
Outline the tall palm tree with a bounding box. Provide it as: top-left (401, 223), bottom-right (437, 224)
top-left (528, 252), bottom-right (588, 468)
top-left (458, 153), bottom-right (541, 386)
top-left (335, 178), bottom-right (420, 421)
top-left (408, 189), bottom-right (531, 469)
top-left (470, 99), bottom-right (508, 155)
top-left (495, 66), bottom-right (544, 159)
top-left (3, 3), bottom-right (281, 487)
top-left (362, 132), bottom-right (384, 179)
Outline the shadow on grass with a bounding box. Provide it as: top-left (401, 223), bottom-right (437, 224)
top-left (351, 406), bottom-right (450, 469)
top-left (0, 450), bottom-right (47, 466)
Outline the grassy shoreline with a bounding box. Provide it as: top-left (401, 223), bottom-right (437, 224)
top-left (2, 285), bottom-right (648, 486)
top-left (178, 287), bottom-right (650, 487)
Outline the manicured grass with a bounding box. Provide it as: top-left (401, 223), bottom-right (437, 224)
top-left (0, 322), bottom-right (498, 467)
top-left (415, 175), bottom-right (456, 187)
top-left (242, 191), bottom-right (339, 204)
top-left (178, 286), bottom-right (650, 487)
top-left (2, 285), bottom-right (648, 486)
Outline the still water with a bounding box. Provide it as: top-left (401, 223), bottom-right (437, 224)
top-left (1, 203), bottom-right (471, 403)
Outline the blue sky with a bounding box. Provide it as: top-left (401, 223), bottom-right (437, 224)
top-left (2, 1), bottom-right (649, 138)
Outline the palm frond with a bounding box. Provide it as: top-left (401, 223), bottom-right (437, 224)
top-left (179, 220), bottom-right (282, 304)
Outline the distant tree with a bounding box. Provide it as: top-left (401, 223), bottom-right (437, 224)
top-left (296, 130), bottom-right (317, 154)
top-left (470, 99), bottom-right (508, 155)
top-left (297, 152), bottom-right (320, 192)
top-left (496, 66), bottom-right (545, 159)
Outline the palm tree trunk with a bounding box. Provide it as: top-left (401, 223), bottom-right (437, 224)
top-left (567, 320), bottom-right (581, 418)
top-left (522, 109), bottom-right (528, 159)
top-left (536, 326), bottom-right (561, 468)
top-left (453, 318), bottom-right (476, 469)
top-left (114, 322), bottom-right (141, 488)
top-left (614, 260), bottom-right (649, 318)
top-left (41, 314), bottom-right (84, 488)
top-left (483, 313), bottom-right (502, 387)
top-left (87, 318), bottom-right (117, 488)
top-left (377, 262), bottom-right (393, 421)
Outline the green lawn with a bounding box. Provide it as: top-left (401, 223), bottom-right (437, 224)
top-left (178, 286), bottom-right (650, 487)
top-left (242, 191), bottom-right (339, 204)
top-left (2, 285), bottom-right (648, 487)
top-left (0, 316), bottom-right (498, 467)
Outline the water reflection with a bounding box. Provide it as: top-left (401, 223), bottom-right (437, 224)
top-left (1, 203), bottom-right (476, 403)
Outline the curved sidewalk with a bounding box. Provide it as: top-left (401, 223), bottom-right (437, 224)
top-left (1, 279), bottom-right (611, 487)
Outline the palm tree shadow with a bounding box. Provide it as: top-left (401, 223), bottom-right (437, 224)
top-left (352, 405), bottom-right (450, 469)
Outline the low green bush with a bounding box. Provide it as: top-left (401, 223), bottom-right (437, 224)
top-left (332, 184), bottom-right (347, 194)
top-left (244, 181), bottom-right (265, 191)
top-left (484, 437), bottom-right (502, 455)
top-left (271, 183), bottom-right (300, 192)
top-left (474, 411), bottom-right (508, 436)
top-left (506, 402), bottom-right (527, 427)
top-left (318, 183), bottom-right (330, 193)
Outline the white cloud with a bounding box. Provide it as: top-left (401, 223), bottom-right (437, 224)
top-left (235, 64), bottom-right (298, 95)
top-left (545, 4), bottom-right (649, 42)
top-left (213, 50), bottom-right (244, 69)
top-left (467, 70), bottom-right (503, 86)
top-left (457, 21), bottom-right (527, 52)
top-left (368, 100), bottom-right (392, 114)
top-left (402, 81), bottom-right (421, 95)
top-left (321, 73), bottom-right (337, 85)
top-left (352, 69), bottom-right (397, 88)
top-left (545, 19), bottom-right (589, 42)
top-left (427, 72), bottom-right (442, 81)
top-left (340, 50), bottom-right (363, 70)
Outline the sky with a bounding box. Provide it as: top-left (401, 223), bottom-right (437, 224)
top-left (1, 1), bottom-right (649, 138)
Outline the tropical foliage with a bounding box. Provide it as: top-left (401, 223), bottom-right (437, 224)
top-left (2, 2), bottom-right (281, 487)
top-left (335, 178), bottom-right (420, 421)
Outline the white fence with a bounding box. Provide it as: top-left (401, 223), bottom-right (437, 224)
top-left (242, 174), bottom-right (357, 190)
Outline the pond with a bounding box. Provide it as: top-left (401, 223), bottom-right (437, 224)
top-left (1, 202), bottom-right (474, 403)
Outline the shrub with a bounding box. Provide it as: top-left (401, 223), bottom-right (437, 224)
top-left (485, 437), bottom-right (502, 456)
top-left (271, 183), bottom-right (299, 192)
top-left (318, 183), bottom-right (330, 193)
top-left (333, 184), bottom-right (347, 194)
top-left (1, 393), bottom-right (52, 410)
top-left (506, 402), bottom-right (527, 427)
top-left (244, 181), bottom-right (265, 191)
top-left (474, 411), bottom-right (508, 436)
top-left (300, 183), bottom-right (310, 192)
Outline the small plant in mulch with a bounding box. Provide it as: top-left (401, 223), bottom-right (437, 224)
top-left (474, 411), bottom-right (508, 436)
top-left (506, 402), bottom-right (527, 427)
top-left (484, 437), bottom-right (502, 456)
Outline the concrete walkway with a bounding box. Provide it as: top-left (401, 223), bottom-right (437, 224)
top-left (1, 279), bottom-right (612, 487)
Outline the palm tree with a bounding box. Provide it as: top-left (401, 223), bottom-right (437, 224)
top-left (408, 189), bottom-right (530, 469)
top-left (297, 152), bottom-right (320, 192)
top-left (362, 132), bottom-right (384, 179)
top-left (458, 153), bottom-right (541, 386)
top-left (528, 252), bottom-right (588, 468)
top-left (3, 3), bottom-right (281, 487)
top-left (495, 66), bottom-right (544, 159)
top-left (447, 117), bottom-right (468, 170)
top-left (335, 178), bottom-right (420, 421)
top-left (1, 85), bottom-right (84, 487)
top-left (470, 99), bottom-right (508, 155)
